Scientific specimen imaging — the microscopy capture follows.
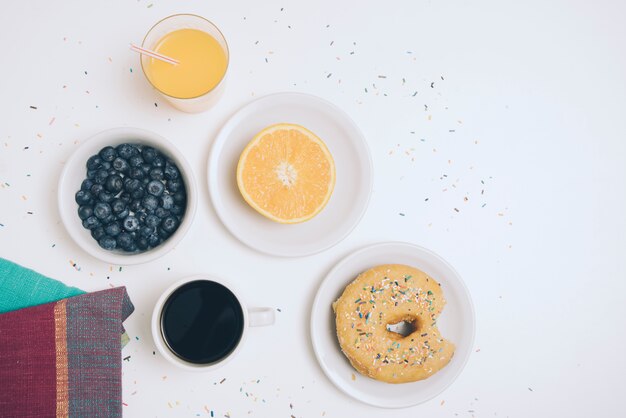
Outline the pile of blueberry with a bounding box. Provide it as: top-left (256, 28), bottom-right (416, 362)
top-left (75, 143), bottom-right (186, 252)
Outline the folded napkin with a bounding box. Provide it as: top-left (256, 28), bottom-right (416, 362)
top-left (0, 258), bottom-right (131, 347)
top-left (0, 259), bottom-right (135, 417)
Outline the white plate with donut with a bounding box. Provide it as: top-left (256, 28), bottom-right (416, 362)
top-left (310, 242), bottom-right (475, 408)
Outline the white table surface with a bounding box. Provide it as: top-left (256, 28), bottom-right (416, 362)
top-left (1, 1), bottom-right (625, 417)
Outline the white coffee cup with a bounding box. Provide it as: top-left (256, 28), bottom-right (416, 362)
top-left (151, 274), bottom-right (275, 371)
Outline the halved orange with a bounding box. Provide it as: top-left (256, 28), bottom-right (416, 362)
top-left (236, 123), bottom-right (336, 224)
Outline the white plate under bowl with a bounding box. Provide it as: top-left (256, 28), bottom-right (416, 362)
top-left (208, 92), bottom-right (373, 257)
top-left (311, 242), bottom-right (475, 408)
top-left (58, 127), bottom-right (198, 265)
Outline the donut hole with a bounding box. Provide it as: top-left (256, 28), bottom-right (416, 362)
top-left (386, 316), bottom-right (421, 338)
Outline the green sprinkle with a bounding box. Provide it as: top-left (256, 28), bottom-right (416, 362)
top-left (354, 298), bottom-right (361, 303)
top-left (427, 290), bottom-right (433, 295)
top-left (404, 275), bottom-right (412, 282)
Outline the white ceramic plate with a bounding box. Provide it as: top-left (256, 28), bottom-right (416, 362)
top-left (208, 92), bottom-right (373, 257)
top-left (58, 127), bottom-right (198, 265)
top-left (310, 242), bottom-right (475, 408)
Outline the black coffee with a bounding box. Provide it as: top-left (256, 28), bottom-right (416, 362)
top-left (160, 280), bottom-right (244, 364)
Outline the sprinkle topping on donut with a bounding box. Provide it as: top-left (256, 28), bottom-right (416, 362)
top-left (333, 264), bottom-right (455, 383)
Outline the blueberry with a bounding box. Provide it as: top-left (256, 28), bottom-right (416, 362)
top-left (93, 169), bottom-right (109, 184)
top-left (130, 187), bottom-right (145, 199)
top-left (147, 234), bottom-right (161, 247)
top-left (112, 157), bottom-right (129, 173)
top-left (152, 155), bottom-right (165, 168)
top-left (160, 194), bottom-right (174, 210)
top-left (101, 161), bottom-right (112, 171)
top-left (77, 205), bottom-right (93, 220)
top-left (136, 237), bottom-right (149, 250)
top-left (170, 204), bottom-right (184, 216)
top-left (87, 169), bottom-right (97, 179)
top-left (105, 175), bottom-right (123, 193)
top-left (158, 227), bottom-right (171, 238)
top-left (91, 226), bottom-right (105, 240)
top-left (167, 178), bottom-right (183, 193)
top-left (111, 198), bottom-right (126, 214)
top-left (102, 214), bottom-right (117, 225)
top-left (139, 225), bottom-right (155, 238)
top-left (98, 191), bottom-right (114, 203)
top-left (90, 183), bottom-right (104, 196)
top-left (145, 214), bottom-right (161, 228)
top-left (104, 222), bottom-right (122, 237)
top-left (173, 190), bottom-right (186, 204)
top-left (141, 146), bottom-right (158, 163)
top-left (128, 167), bottom-right (144, 179)
top-left (116, 209), bottom-right (129, 220)
top-left (129, 155), bottom-right (144, 167)
top-left (124, 178), bottom-right (141, 192)
top-left (155, 207), bottom-right (170, 218)
top-left (143, 195), bottom-right (159, 211)
top-left (86, 155), bottom-right (103, 170)
top-left (161, 215), bottom-right (179, 234)
top-left (98, 235), bottom-right (117, 250)
top-left (142, 177), bottom-right (150, 186)
top-left (116, 232), bottom-right (133, 250)
top-left (81, 179), bottom-right (94, 191)
top-left (164, 161), bottom-right (179, 180)
top-left (141, 164), bottom-right (151, 174)
top-left (93, 202), bottom-right (112, 219)
top-left (123, 216), bottom-right (140, 232)
top-left (99, 146), bottom-right (117, 162)
top-left (149, 167), bottom-right (164, 181)
top-left (129, 199), bottom-right (142, 212)
top-left (116, 143), bottom-right (137, 160)
top-left (119, 192), bottom-right (131, 204)
top-left (82, 216), bottom-right (100, 230)
top-left (147, 180), bottom-right (165, 196)
top-left (75, 190), bottom-right (93, 205)
top-left (135, 209), bottom-right (148, 222)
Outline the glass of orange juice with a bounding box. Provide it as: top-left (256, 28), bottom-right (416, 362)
top-left (140, 14), bottom-right (229, 113)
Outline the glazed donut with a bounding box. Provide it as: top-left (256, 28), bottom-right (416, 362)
top-left (333, 264), bottom-right (455, 383)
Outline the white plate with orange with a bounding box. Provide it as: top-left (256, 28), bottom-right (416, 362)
top-left (208, 92), bottom-right (373, 257)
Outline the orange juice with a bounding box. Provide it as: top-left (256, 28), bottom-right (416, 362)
top-left (144, 28), bottom-right (227, 99)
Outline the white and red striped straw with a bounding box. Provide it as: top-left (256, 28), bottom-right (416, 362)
top-left (129, 43), bottom-right (179, 65)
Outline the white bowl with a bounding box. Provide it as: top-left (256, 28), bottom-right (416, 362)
top-left (58, 127), bottom-right (197, 265)
top-left (310, 242), bottom-right (475, 408)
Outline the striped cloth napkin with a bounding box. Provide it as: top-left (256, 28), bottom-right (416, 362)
top-left (0, 258), bottom-right (134, 417)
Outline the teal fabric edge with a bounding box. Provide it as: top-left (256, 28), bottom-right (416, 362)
top-left (0, 257), bottom-right (130, 348)
top-left (0, 257), bottom-right (84, 313)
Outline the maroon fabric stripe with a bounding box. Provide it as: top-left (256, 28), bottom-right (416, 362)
top-left (0, 303), bottom-right (57, 416)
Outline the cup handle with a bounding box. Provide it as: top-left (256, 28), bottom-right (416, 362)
top-left (248, 307), bottom-right (275, 327)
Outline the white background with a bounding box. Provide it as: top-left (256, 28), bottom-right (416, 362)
top-left (1, 0), bottom-right (625, 417)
